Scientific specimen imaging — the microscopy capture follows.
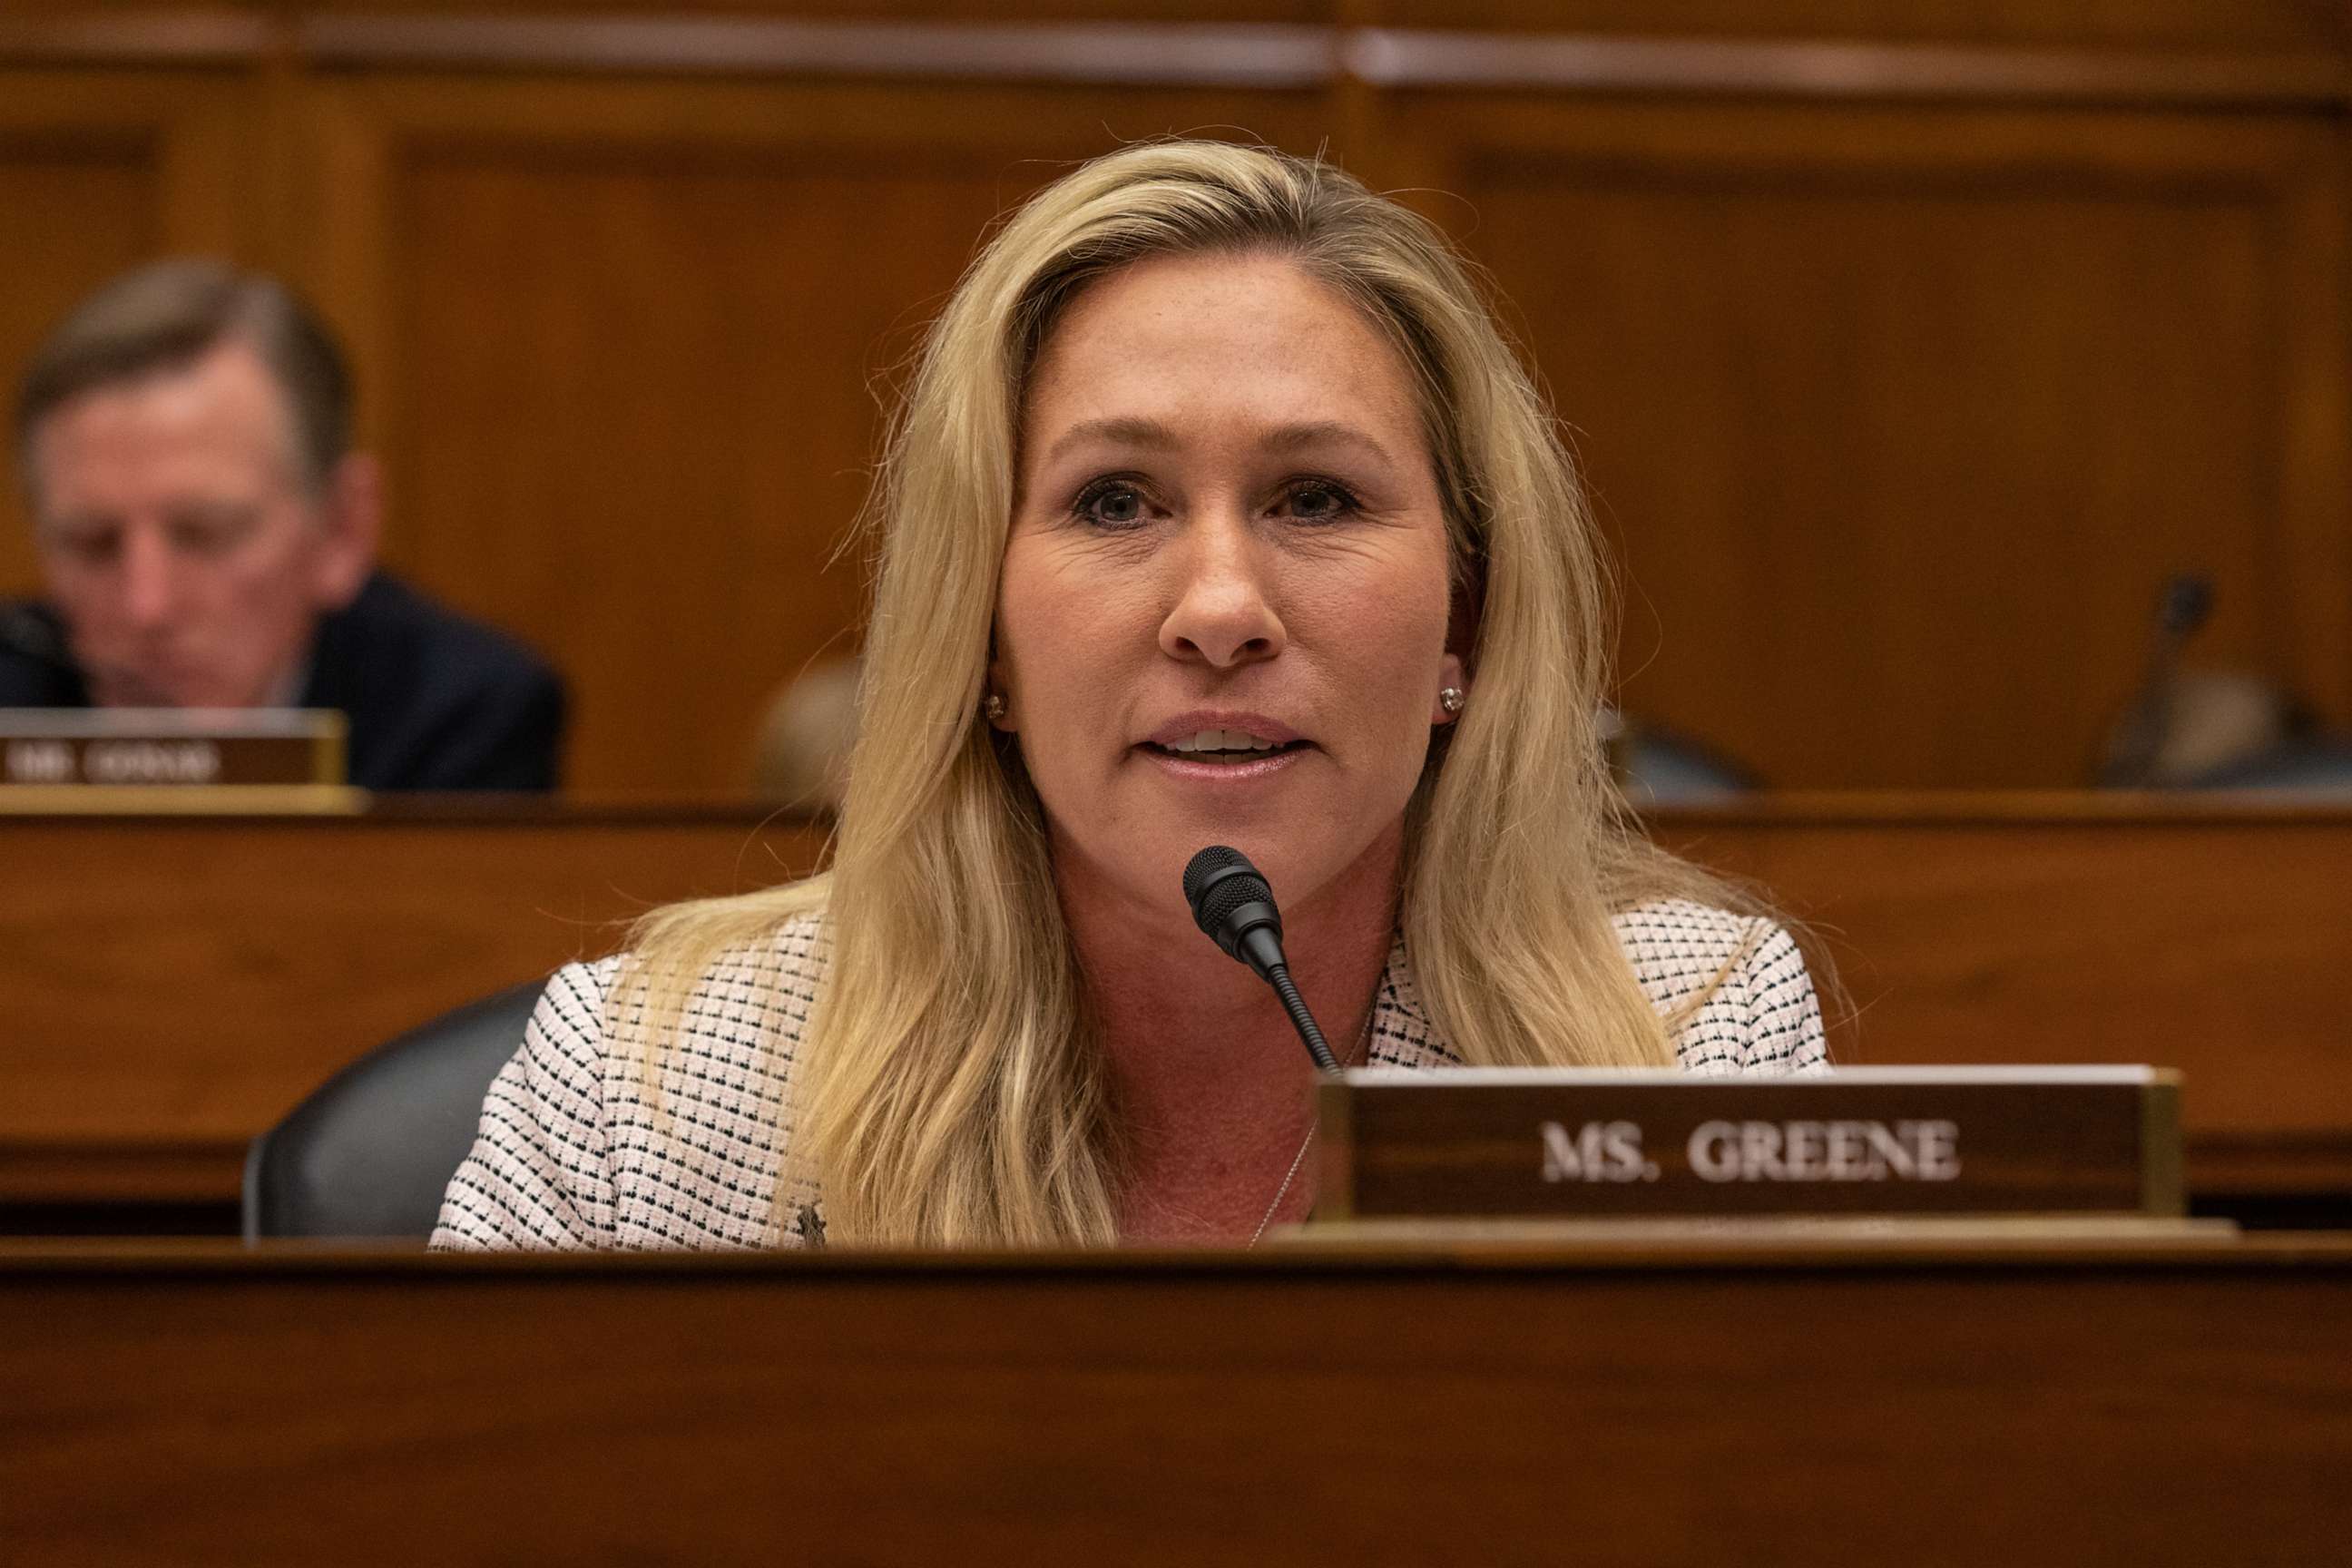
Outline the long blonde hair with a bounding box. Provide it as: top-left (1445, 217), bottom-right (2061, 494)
top-left (622, 140), bottom-right (1769, 1245)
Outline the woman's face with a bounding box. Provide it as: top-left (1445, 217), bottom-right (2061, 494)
top-left (995, 250), bottom-right (1463, 925)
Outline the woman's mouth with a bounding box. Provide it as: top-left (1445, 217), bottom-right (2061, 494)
top-left (1142, 728), bottom-right (1311, 764)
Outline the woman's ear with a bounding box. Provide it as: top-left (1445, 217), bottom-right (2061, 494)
top-left (1433, 652), bottom-right (1467, 725)
top-left (985, 655), bottom-right (1014, 731)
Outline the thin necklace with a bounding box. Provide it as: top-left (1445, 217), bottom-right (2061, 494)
top-left (1249, 1004), bottom-right (1376, 1247)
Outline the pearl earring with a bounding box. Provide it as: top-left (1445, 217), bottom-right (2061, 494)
top-left (1438, 686), bottom-right (1466, 716)
top-left (984, 692), bottom-right (1007, 723)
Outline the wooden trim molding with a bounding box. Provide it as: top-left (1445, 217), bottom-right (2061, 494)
top-left (0, 13), bottom-right (2341, 108)
top-left (1344, 29), bottom-right (2349, 108)
top-left (1642, 791), bottom-right (2352, 829)
top-left (0, 1142), bottom-right (242, 1205)
top-left (0, 11), bottom-right (274, 65)
top-left (299, 15), bottom-right (1339, 87)
top-left (14, 791), bottom-right (2349, 829)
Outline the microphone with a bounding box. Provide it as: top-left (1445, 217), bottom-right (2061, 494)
top-left (2098, 573), bottom-right (2215, 787)
top-left (1182, 845), bottom-right (1342, 1073)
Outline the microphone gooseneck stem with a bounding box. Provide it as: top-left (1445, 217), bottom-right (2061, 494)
top-left (1267, 963), bottom-right (1342, 1074)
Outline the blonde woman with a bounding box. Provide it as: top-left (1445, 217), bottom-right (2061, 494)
top-left (434, 141), bottom-right (1826, 1253)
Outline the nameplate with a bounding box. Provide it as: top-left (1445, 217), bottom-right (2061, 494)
top-left (0, 709), bottom-right (355, 812)
top-left (1316, 1067), bottom-right (2183, 1220)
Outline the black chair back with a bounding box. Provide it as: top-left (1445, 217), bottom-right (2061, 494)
top-left (242, 980), bottom-right (544, 1240)
top-left (2190, 740), bottom-right (2352, 797)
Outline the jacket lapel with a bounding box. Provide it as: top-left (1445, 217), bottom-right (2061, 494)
top-left (1364, 935), bottom-right (1462, 1071)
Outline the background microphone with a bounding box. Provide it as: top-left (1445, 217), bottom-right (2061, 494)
top-left (2098, 572), bottom-right (2214, 787)
top-left (1182, 845), bottom-right (1341, 1073)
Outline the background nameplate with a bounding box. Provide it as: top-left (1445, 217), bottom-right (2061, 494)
top-left (0, 710), bottom-right (351, 811)
top-left (1316, 1067), bottom-right (2183, 1220)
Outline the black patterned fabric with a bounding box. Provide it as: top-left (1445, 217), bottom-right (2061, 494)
top-left (432, 899), bottom-right (1827, 1250)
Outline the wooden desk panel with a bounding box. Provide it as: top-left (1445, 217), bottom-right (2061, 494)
top-left (4, 1238), bottom-right (2349, 1565)
top-left (1649, 794), bottom-right (2352, 1190)
top-left (0, 804), bottom-right (828, 1202)
top-left (5, 795), bottom-right (2350, 1205)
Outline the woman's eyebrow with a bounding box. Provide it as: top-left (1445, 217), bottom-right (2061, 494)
top-left (1042, 416), bottom-right (1397, 473)
top-left (1258, 420), bottom-right (1397, 474)
top-left (1044, 416), bottom-right (1179, 466)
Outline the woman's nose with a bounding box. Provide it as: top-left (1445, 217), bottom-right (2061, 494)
top-left (1157, 512), bottom-right (1285, 669)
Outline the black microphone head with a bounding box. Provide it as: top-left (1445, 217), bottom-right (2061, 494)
top-left (1181, 846), bottom-right (1324, 1064)
top-left (2159, 573), bottom-right (2214, 638)
top-left (1182, 844), bottom-right (1253, 917)
top-left (1182, 845), bottom-right (1281, 961)
top-left (1196, 868), bottom-right (1277, 944)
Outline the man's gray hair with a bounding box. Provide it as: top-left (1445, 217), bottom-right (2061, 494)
top-left (13, 258), bottom-right (352, 499)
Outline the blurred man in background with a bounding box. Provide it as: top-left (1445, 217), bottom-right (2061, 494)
top-left (0, 259), bottom-right (564, 790)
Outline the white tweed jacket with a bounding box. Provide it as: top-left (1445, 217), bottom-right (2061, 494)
top-left (432, 898), bottom-right (1827, 1251)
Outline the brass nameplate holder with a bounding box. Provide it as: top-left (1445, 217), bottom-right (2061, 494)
top-left (1315, 1067), bottom-right (2184, 1223)
top-left (0, 709), bottom-right (360, 813)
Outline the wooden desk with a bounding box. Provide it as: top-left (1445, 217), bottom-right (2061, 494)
top-left (5, 795), bottom-right (2350, 1206)
top-left (0, 801), bottom-right (828, 1206)
top-left (4, 1234), bottom-right (2348, 1565)
top-left (1648, 793), bottom-right (2352, 1193)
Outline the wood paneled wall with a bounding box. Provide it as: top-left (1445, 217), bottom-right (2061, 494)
top-left (1, 3), bottom-right (2347, 791)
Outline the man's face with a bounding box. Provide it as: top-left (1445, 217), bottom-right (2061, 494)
top-left (27, 340), bottom-right (367, 708)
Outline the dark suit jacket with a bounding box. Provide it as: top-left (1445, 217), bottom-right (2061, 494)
top-left (0, 573), bottom-right (565, 791)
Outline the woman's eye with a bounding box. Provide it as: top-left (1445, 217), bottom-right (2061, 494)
top-left (1281, 482), bottom-right (1359, 522)
top-left (1073, 482), bottom-right (1149, 528)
